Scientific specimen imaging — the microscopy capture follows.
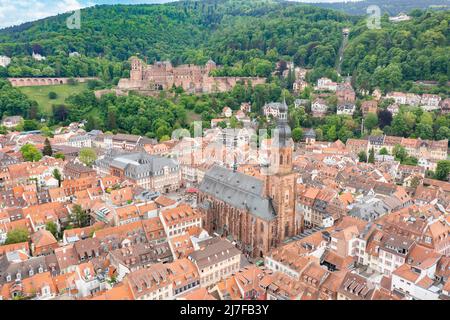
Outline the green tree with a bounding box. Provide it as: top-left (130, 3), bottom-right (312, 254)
top-left (42, 138), bottom-right (53, 157)
top-left (229, 116), bottom-right (241, 129)
top-left (292, 127), bottom-right (303, 142)
top-left (415, 123), bottom-right (433, 140)
top-left (54, 152), bottom-right (65, 160)
top-left (218, 121), bottom-right (227, 129)
top-left (160, 135), bottom-right (170, 142)
top-left (52, 168), bottom-right (62, 187)
top-left (368, 147), bottom-right (375, 164)
top-left (419, 112), bottom-right (433, 126)
top-left (107, 107), bottom-right (118, 130)
top-left (20, 144), bottom-right (42, 162)
top-left (371, 128), bottom-right (384, 136)
top-left (379, 147), bottom-right (389, 155)
top-left (436, 127), bottom-right (450, 140)
top-left (403, 157), bottom-right (418, 166)
top-left (23, 119), bottom-right (38, 131)
top-left (393, 144), bottom-right (408, 162)
top-left (364, 113), bottom-right (378, 133)
top-left (434, 160), bottom-right (450, 181)
top-left (46, 221), bottom-right (58, 239)
top-left (326, 125), bottom-right (337, 141)
top-left (358, 151), bottom-right (367, 163)
top-left (69, 204), bottom-right (90, 228)
top-left (48, 91), bottom-right (58, 99)
top-left (79, 148), bottom-right (97, 166)
top-left (315, 128), bottom-right (323, 141)
top-left (5, 228), bottom-right (29, 245)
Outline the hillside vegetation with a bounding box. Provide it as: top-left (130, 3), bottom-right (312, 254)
top-left (0, 0), bottom-right (350, 80)
top-left (0, 0), bottom-right (447, 93)
top-left (343, 9), bottom-right (450, 94)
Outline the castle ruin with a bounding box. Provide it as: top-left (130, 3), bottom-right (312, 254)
top-left (117, 57), bottom-right (266, 94)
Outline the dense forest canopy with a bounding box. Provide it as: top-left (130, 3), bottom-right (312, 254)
top-left (0, 0), bottom-right (351, 79)
top-left (343, 9), bottom-right (449, 94)
top-left (0, 0), bottom-right (447, 91)
top-left (306, 0), bottom-right (449, 16)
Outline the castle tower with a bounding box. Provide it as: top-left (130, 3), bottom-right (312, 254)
top-left (265, 98), bottom-right (296, 243)
top-left (130, 57), bottom-right (143, 81)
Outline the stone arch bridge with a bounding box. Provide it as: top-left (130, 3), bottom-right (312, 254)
top-left (7, 77), bottom-right (98, 87)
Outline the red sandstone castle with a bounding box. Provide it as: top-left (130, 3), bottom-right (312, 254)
top-left (118, 57), bottom-right (266, 93)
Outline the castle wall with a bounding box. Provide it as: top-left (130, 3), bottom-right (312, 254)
top-left (8, 77), bottom-right (97, 87)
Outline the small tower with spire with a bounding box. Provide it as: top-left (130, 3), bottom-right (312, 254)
top-left (270, 97), bottom-right (293, 175)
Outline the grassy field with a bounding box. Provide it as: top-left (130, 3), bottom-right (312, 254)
top-left (19, 83), bottom-right (88, 115)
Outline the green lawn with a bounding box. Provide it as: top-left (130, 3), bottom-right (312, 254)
top-left (19, 83), bottom-right (88, 115)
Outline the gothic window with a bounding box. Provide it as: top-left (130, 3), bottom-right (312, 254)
top-left (260, 222), bottom-right (264, 233)
top-left (284, 223), bottom-right (289, 237)
top-left (279, 155), bottom-right (283, 165)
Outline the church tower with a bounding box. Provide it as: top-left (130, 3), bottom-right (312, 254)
top-left (270, 98), bottom-right (293, 174)
top-left (265, 98), bottom-right (297, 243)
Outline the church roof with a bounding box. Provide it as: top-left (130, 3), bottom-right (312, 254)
top-left (199, 165), bottom-right (276, 221)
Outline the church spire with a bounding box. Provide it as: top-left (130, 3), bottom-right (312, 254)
top-left (274, 96), bottom-right (291, 148)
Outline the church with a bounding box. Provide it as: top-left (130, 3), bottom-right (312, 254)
top-left (198, 100), bottom-right (301, 258)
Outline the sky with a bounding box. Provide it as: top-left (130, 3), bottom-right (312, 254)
top-left (0, 0), bottom-right (365, 29)
top-left (0, 0), bottom-right (174, 28)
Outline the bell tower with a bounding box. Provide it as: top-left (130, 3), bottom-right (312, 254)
top-left (265, 98), bottom-right (296, 243)
top-left (270, 98), bottom-right (293, 175)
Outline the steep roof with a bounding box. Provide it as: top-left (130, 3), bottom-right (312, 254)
top-left (199, 165), bottom-right (276, 221)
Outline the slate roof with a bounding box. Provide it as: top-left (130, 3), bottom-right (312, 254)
top-left (97, 152), bottom-right (179, 179)
top-left (199, 165), bottom-right (276, 221)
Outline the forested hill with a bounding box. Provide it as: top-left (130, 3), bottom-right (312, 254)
top-left (343, 9), bottom-right (450, 93)
top-left (0, 0), bottom-right (448, 92)
top-left (0, 0), bottom-right (352, 79)
top-left (308, 0), bottom-right (449, 16)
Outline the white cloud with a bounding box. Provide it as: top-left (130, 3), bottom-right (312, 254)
top-left (0, 0), bottom-right (176, 29)
top-left (0, 0), bottom-right (89, 28)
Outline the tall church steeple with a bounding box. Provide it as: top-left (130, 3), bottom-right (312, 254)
top-left (265, 97), bottom-right (297, 243)
top-left (270, 98), bottom-right (293, 175)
